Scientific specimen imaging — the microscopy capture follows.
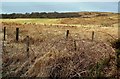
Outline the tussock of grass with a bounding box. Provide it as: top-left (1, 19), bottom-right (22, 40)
top-left (22, 38), bottom-right (115, 78)
top-left (2, 37), bottom-right (116, 78)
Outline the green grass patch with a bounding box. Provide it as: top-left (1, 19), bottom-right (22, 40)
top-left (0, 18), bottom-right (60, 24)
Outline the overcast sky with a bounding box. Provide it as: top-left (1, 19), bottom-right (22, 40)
top-left (1, 0), bottom-right (119, 2)
top-left (0, 2), bottom-right (119, 14)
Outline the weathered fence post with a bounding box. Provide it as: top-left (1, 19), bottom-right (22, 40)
top-left (26, 36), bottom-right (30, 58)
top-left (92, 31), bottom-right (94, 41)
top-left (74, 40), bottom-right (77, 51)
top-left (2, 27), bottom-right (7, 53)
top-left (16, 28), bottom-right (19, 42)
top-left (3, 27), bottom-right (6, 41)
top-left (66, 30), bottom-right (69, 39)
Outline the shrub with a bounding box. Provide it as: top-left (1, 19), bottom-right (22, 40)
top-left (111, 39), bottom-right (120, 74)
top-left (111, 38), bottom-right (120, 49)
top-left (116, 49), bottom-right (120, 68)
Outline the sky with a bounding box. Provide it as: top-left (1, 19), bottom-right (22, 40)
top-left (1, 0), bottom-right (119, 2)
top-left (0, 2), bottom-right (119, 14)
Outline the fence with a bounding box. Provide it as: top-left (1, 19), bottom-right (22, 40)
top-left (4, 25), bottom-right (120, 56)
top-left (2, 27), bottom-right (97, 49)
top-left (2, 26), bottom-right (117, 57)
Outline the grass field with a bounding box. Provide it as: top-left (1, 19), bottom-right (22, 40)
top-left (1, 12), bottom-right (119, 78)
top-left (0, 12), bottom-right (118, 26)
top-left (0, 18), bottom-right (60, 24)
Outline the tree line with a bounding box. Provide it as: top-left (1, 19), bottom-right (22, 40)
top-left (0, 12), bottom-right (81, 19)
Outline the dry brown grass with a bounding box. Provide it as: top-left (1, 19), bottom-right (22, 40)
top-left (1, 13), bottom-right (118, 78)
top-left (24, 39), bottom-right (116, 78)
top-left (60, 12), bottom-right (118, 25)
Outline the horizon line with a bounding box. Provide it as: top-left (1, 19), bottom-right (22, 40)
top-left (1, 11), bottom-right (118, 14)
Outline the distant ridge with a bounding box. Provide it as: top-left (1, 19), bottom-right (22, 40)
top-left (0, 12), bottom-right (117, 19)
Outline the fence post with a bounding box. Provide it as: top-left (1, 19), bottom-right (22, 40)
top-left (66, 30), bottom-right (69, 39)
top-left (92, 31), bottom-right (94, 41)
top-left (16, 28), bottom-right (19, 42)
top-left (3, 27), bottom-right (6, 41)
top-left (26, 36), bottom-right (30, 58)
top-left (2, 27), bottom-right (6, 53)
top-left (74, 40), bottom-right (77, 51)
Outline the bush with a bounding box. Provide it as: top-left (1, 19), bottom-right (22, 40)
top-left (116, 49), bottom-right (120, 68)
top-left (111, 39), bottom-right (120, 70)
top-left (111, 38), bottom-right (120, 49)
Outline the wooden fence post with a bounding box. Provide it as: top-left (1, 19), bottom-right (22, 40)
top-left (66, 30), bottom-right (69, 39)
top-left (92, 31), bottom-right (94, 41)
top-left (26, 36), bottom-right (30, 58)
top-left (3, 27), bottom-right (6, 41)
top-left (16, 28), bottom-right (19, 42)
top-left (74, 40), bottom-right (77, 51)
top-left (2, 27), bottom-right (6, 53)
